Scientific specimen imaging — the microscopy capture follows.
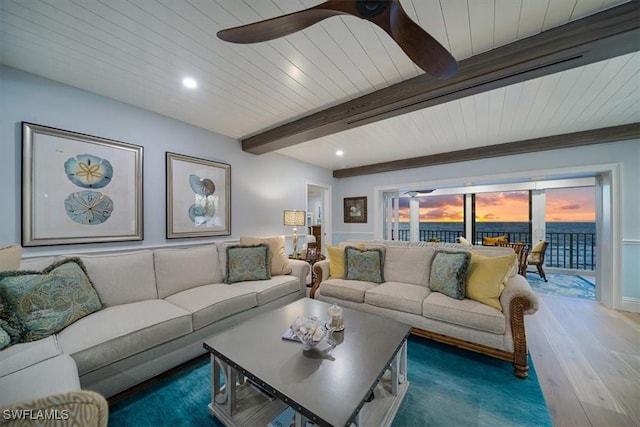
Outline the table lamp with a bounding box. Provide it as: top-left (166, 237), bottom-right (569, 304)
top-left (283, 210), bottom-right (306, 259)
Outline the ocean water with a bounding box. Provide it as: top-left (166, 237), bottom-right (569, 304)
top-left (395, 222), bottom-right (596, 269)
top-left (397, 221), bottom-right (595, 234)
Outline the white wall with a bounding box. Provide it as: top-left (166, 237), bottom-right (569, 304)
top-left (333, 140), bottom-right (640, 302)
top-left (0, 66), bottom-right (333, 256)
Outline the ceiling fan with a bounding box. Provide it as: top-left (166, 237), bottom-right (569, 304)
top-left (217, 0), bottom-right (458, 79)
top-left (405, 189), bottom-right (435, 197)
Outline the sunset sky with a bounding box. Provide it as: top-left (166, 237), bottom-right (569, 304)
top-left (398, 187), bottom-right (595, 222)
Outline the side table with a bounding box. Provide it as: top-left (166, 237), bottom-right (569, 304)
top-left (290, 254), bottom-right (325, 286)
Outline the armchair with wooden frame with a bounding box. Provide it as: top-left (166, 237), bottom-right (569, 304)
top-left (526, 241), bottom-right (549, 282)
top-left (496, 242), bottom-right (529, 277)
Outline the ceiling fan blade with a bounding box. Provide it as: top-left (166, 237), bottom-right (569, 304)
top-left (217, 1), bottom-right (358, 44)
top-left (387, 1), bottom-right (458, 79)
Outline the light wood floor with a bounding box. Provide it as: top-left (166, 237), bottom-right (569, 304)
top-left (526, 294), bottom-right (640, 426)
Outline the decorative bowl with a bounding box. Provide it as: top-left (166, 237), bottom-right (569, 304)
top-left (290, 316), bottom-right (326, 350)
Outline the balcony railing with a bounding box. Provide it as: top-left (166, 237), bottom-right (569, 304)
top-left (393, 229), bottom-right (596, 270)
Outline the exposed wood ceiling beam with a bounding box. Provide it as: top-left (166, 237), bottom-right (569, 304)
top-left (242, 1), bottom-right (639, 155)
top-left (333, 123), bottom-right (640, 178)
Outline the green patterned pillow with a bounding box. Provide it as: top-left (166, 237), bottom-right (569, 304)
top-left (429, 250), bottom-right (471, 300)
top-left (0, 258), bottom-right (104, 343)
top-left (344, 246), bottom-right (384, 283)
top-left (0, 326), bottom-right (9, 350)
top-left (225, 244), bottom-right (271, 284)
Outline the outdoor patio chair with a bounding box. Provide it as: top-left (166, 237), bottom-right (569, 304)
top-left (527, 241), bottom-right (549, 282)
top-left (496, 242), bottom-right (528, 276)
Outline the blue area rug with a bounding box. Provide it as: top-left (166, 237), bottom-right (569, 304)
top-left (109, 336), bottom-right (551, 427)
top-left (527, 273), bottom-right (595, 300)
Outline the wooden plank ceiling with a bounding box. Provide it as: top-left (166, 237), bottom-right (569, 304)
top-left (1, 0), bottom-right (638, 175)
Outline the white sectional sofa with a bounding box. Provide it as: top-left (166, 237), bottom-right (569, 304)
top-left (311, 240), bottom-right (539, 378)
top-left (0, 240), bottom-right (310, 409)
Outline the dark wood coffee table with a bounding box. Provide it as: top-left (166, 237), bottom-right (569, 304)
top-left (203, 298), bottom-right (410, 427)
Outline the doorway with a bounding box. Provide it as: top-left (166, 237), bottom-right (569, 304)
top-left (306, 182), bottom-right (331, 254)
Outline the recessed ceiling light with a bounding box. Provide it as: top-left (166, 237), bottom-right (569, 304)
top-left (182, 77), bottom-right (198, 89)
top-left (336, 150), bottom-right (344, 156)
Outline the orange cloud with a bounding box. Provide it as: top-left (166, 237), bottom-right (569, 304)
top-left (396, 187), bottom-right (594, 223)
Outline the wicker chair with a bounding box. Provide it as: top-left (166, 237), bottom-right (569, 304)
top-left (527, 241), bottom-right (549, 282)
top-left (496, 242), bottom-right (528, 276)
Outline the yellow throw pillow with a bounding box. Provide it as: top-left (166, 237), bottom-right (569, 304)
top-left (326, 244), bottom-right (364, 279)
top-left (0, 245), bottom-right (22, 272)
top-left (482, 235), bottom-right (508, 246)
top-left (465, 251), bottom-right (516, 311)
top-left (528, 240), bottom-right (546, 263)
top-left (240, 236), bottom-right (292, 276)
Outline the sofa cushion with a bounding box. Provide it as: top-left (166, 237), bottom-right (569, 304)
top-left (365, 282), bottom-right (430, 315)
top-left (240, 236), bottom-right (292, 276)
top-left (344, 246), bottom-right (384, 283)
top-left (423, 292), bottom-right (505, 334)
top-left (80, 251), bottom-right (158, 306)
top-left (466, 252), bottom-right (516, 310)
top-left (225, 244), bottom-right (271, 284)
top-left (0, 335), bottom-right (61, 378)
top-left (0, 245), bottom-right (21, 272)
top-left (57, 299), bottom-right (192, 375)
top-left (154, 244), bottom-right (223, 299)
top-left (233, 275), bottom-right (299, 306)
top-left (318, 279), bottom-right (377, 303)
top-left (384, 246), bottom-right (435, 287)
top-left (165, 284), bottom-right (257, 330)
top-left (429, 250), bottom-right (471, 300)
top-left (0, 258), bottom-right (103, 343)
top-left (0, 354), bottom-right (80, 408)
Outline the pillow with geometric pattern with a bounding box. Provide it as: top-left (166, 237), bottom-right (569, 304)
top-left (344, 246), bottom-right (385, 284)
top-left (225, 244), bottom-right (271, 284)
top-left (0, 257), bottom-right (104, 343)
top-left (429, 250), bottom-right (472, 300)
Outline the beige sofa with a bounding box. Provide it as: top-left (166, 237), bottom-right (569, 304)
top-left (0, 239), bottom-right (309, 411)
top-left (311, 240), bottom-right (539, 378)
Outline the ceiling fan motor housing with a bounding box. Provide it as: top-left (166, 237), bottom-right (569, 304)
top-left (356, 1), bottom-right (389, 18)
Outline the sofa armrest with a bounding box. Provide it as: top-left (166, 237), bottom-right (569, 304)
top-left (310, 259), bottom-right (330, 298)
top-left (500, 274), bottom-right (539, 317)
top-left (288, 259), bottom-right (311, 296)
top-left (500, 274), bottom-right (539, 378)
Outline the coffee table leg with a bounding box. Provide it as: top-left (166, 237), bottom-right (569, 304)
top-left (294, 411), bottom-right (310, 427)
top-left (400, 340), bottom-right (408, 384)
top-left (210, 355), bottom-right (239, 417)
top-left (391, 340), bottom-right (408, 395)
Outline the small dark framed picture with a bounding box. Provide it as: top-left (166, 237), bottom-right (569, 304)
top-left (306, 246), bottom-right (318, 262)
top-left (344, 196), bottom-right (367, 223)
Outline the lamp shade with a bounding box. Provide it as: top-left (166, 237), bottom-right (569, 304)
top-left (283, 210), bottom-right (306, 226)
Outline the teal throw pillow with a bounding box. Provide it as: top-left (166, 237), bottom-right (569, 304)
top-left (344, 246), bottom-right (384, 283)
top-left (0, 258), bottom-right (104, 343)
top-left (225, 244), bottom-right (271, 284)
top-left (429, 250), bottom-right (471, 300)
top-left (0, 315), bottom-right (21, 346)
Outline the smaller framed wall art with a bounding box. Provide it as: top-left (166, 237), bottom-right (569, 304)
top-left (343, 196), bottom-right (367, 223)
top-left (166, 152), bottom-right (231, 238)
top-left (22, 122), bottom-right (144, 246)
